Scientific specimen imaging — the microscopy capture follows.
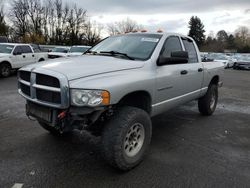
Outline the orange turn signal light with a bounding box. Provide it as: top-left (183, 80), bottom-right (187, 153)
top-left (101, 91), bottom-right (110, 105)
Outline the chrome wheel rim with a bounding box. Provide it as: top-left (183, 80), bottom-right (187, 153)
top-left (124, 123), bottom-right (145, 157)
top-left (210, 91), bottom-right (216, 109)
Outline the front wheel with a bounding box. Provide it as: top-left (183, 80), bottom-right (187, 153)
top-left (233, 63), bottom-right (238, 70)
top-left (198, 84), bottom-right (218, 116)
top-left (102, 106), bottom-right (152, 171)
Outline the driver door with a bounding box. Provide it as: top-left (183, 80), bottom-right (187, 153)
top-left (12, 46), bottom-right (26, 68)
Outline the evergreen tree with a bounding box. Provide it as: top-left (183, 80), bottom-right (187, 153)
top-left (188, 16), bottom-right (205, 47)
top-left (227, 34), bottom-right (235, 50)
top-left (216, 30), bottom-right (228, 43)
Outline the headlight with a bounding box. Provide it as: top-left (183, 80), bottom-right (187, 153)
top-left (71, 89), bottom-right (110, 107)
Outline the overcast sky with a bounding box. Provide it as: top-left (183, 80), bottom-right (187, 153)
top-left (70, 0), bottom-right (250, 36)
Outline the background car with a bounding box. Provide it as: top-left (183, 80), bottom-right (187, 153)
top-left (207, 53), bottom-right (234, 68)
top-left (67, 45), bottom-right (91, 57)
top-left (233, 55), bottom-right (250, 70)
top-left (0, 43), bottom-right (48, 77)
top-left (48, 47), bottom-right (70, 59)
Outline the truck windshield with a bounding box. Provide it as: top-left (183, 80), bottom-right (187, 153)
top-left (0, 44), bottom-right (14, 54)
top-left (89, 34), bottom-right (162, 60)
top-left (69, 46), bottom-right (90, 53)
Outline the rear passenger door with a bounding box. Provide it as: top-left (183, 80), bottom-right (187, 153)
top-left (21, 45), bottom-right (36, 65)
top-left (181, 37), bottom-right (203, 95)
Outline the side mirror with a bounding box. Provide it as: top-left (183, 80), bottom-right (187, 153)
top-left (157, 51), bottom-right (189, 66)
top-left (13, 51), bottom-right (22, 55)
top-left (63, 50), bottom-right (68, 53)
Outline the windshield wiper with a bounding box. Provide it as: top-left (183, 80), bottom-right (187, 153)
top-left (99, 51), bottom-right (135, 60)
top-left (84, 50), bottom-right (97, 55)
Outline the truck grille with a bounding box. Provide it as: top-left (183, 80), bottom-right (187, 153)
top-left (20, 82), bottom-right (30, 96)
top-left (19, 71), bottom-right (31, 82)
top-left (36, 88), bottom-right (61, 103)
top-left (36, 73), bottom-right (60, 88)
top-left (18, 70), bottom-right (69, 109)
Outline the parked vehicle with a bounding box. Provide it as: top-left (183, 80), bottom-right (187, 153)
top-left (18, 33), bottom-right (224, 170)
top-left (0, 43), bottom-right (48, 77)
top-left (48, 47), bottom-right (69, 59)
top-left (30, 44), bottom-right (50, 53)
top-left (207, 53), bottom-right (234, 68)
top-left (233, 55), bottom-right (250, 70)
top-left (67, 45), bottom-right (91, 57)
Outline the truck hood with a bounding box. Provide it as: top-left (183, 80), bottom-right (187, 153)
top-left (24, 55), bottom-right (145, 80)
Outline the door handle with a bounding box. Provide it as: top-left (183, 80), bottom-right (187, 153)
top-left (23, 55), bottom-right (26, 58)
top-left (180, 70), bottom-right (188, 75)
top-left (32, 54), bottom-right (35, 57)
top-left (198, 68), bottom-right (203, 72)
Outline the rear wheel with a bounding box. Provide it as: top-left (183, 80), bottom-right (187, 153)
top-left (0, 63), bottom-right (11, 77)
top-left (198, 84), bottom-right (218, 116)
top-left (102, 106), bottom-right (152, 171)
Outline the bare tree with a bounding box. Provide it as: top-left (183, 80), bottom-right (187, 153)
top-left (42, 0), bottom-right (51, 42)
top-left (84, 20), bottom-right (102, 45)
top-left (0, 0), bottom-right (9, 36)
top-left (9, 0), bottom-right (94, 45)
top-left (107, 17), bottom-right (143, 35)
top-left (27, 0), bottom-right (44, 35)
top-left (10, 0), bottom-right (29, 39)
top-left (235, 26), bottom-right (249, 45)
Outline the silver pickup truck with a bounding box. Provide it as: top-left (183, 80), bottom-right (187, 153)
top-left (18, 32), bottom-right (224, 170)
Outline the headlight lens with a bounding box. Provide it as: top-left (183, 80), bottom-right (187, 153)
top-left (71, 89), bottom-right (110, 107)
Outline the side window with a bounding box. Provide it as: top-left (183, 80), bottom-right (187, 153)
top-left (182, 38), bottom-right (198, 63)
top-left (161, 36), bottom-right (182, 57)
top-left (21, 46), bottom-right (33, 53)
top-left (31, 44), bottom-right (41, 52)
top-left (13, 46), bottom-right (22, 55)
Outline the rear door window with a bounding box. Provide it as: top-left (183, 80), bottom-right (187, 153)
top-left (182, 38), bottom-right (198, 63)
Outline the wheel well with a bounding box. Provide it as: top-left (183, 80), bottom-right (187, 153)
top-left (0, 61), bottom-right (12, 68)
top-left (38, 58), bottom-right (45, 62)
top-left (118, 91), bottom-right (152, 114)
top-left (210, 76), bottom-right (219, 86)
